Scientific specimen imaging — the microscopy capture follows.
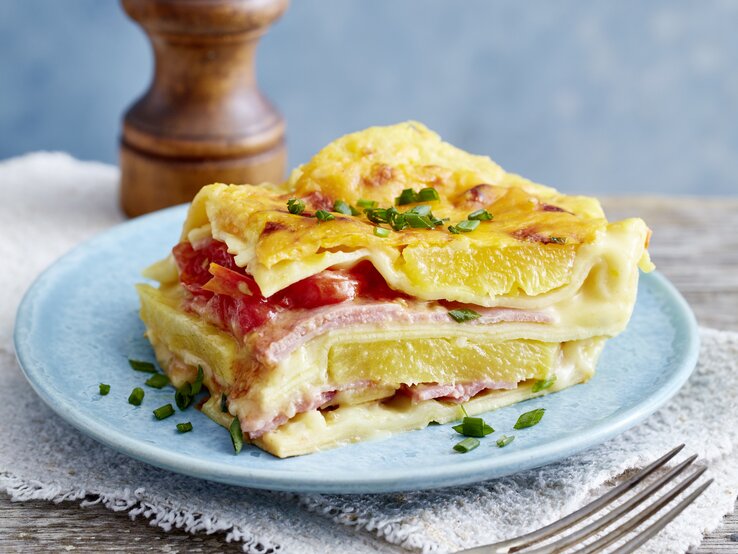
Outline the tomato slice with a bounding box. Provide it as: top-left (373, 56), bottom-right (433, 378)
top-left (172, 240), bottom-right (241, 294)
top-left (202, 263), bottom-right (258, 298)
top-left (274, 271), bottom-right (359, 309)
top-left (207, 293), bottom-right (275, 337)
top-left (172, 240), bottom-right (402, 335)
top-left (349, 260), bottom-right (404, 300)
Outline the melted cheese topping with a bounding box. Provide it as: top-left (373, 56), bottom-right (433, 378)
top-left (178, 122), bottom-right (651, 303)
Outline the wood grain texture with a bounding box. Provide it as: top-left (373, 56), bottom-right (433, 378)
top-left (2, 196), bottom-right (737, 553)
top-left (119, 0), bottom-right (288, 217)
top-left (0, 497), bottom-right (242, 553)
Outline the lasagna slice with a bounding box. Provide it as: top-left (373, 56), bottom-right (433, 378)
top-left (137, 122), bottom-right (653, 458)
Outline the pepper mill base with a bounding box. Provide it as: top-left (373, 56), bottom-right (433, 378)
top-left (119, 140), bottom-right (286, 218)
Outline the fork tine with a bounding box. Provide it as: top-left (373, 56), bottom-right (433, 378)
top-left (459, 445), bottom-right (685, 554)
top-left (519, 455), bottom-right (699, 554)
top-left (609, 478), bottom-right (713, 554)
top-left (574, 467), bottom-right (709, 554)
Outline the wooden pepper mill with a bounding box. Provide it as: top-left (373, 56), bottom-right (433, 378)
top-left (119, 0), bottom-right (288, 217)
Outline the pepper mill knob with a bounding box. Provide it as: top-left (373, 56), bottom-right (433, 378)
top-left (119, 0), bottom-right (288, 217)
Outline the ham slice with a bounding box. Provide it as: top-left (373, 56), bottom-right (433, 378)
top-left (243, 378), bottom-right (518, 437)
top-left (402, 381), bottom-right (516, 404)
top-left (242, 381), bottom-right (372, 438)
top-left (251, 301), bottom-right (553, 365)
top-left (245, 389), bottom-right (337, 438)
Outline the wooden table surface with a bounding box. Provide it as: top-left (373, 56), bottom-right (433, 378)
top-left (2, 196), bottom-right (738, 553)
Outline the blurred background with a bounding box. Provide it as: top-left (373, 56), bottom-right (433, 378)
top-left (1, 0), bottom-right (736, 195)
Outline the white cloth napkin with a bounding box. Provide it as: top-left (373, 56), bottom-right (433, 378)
top-left (2, 152), bottom-right (737, 553)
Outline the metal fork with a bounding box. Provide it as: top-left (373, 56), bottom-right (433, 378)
top-left (460, 445), bottom-right (711, 554)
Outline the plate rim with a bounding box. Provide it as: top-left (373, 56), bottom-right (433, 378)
top-left (14, 208), bottom-right (700, 493)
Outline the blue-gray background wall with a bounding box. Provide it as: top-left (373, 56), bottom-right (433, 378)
top-left (1, 0), bottom-right (737, 195)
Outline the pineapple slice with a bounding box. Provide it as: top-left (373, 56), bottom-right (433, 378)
top-left (328, 338), bottom-right (556, 385)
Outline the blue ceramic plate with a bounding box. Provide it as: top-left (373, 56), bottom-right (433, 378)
top-left (14, 205), bottom-right (699, 493)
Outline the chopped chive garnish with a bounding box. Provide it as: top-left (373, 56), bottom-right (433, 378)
top-left (532, 376), bottom-right (557, 393)
top-left (514, 408), bottom-right (546, 429)
top-left (220, 393), bottom-right (228, 413)
top-left (365, 207), bottom-right (389, 224)
top-left (365, 202), bottom-right (444, 233)
top-left (177, 422), bottom-right (193, 433)
top-left (395, 188), bottom-right (418, 205)
top-left (350, 205), bottom-right (361, 216)
top-left (128, 359), bottom-right (156, 373)
top-left (287, 198), bottom-right (305, 215)
top-left (366, 207), bottom-right (403, 229)
top-left (99, 383), bottom-right (110, 396)
top-left (471, 418), bottom-right (495, 437)
top-left (403, 213), bottom-right (434, 229)
top-left (230, 417), bottom-right (244, 454)
top-left (417, 187), bottom-right (440, 202)
top-left (392, 220), bottom-right (409, 232)
top-left (549, 236), bottom-right (566, 244)
top-left (333, 199), bottom-right (353, 215)
top-left (448, 308), bottom-right (482, 323)
top-left (315, 209), bottom-right (335, 222)
top-left (190, 366), bottom-right (204, 395)
top-left (128, 387), bottom-right (144, 406)
top-left (460, 404), bottom-right (469, 418)
top-left (374, 227), bottom-right (390, 238)
top-left (153, 403), bottom-right (175, 420)
top-left (453, 437), bottom-right (480, 453)
top-left (455, 219), bottom-right (480, 232)
top-left (145, 374), bottom-right (169, 389)
top-left (395, 187), bottom-right (440, 206)
top-left (357, 198), bottom-right (378, 209)
top-left (448, 225), bottom-right (460, 234)
top-left (389, 212), bottom-right (408, 231)
top-left (497, 434), bottom-right (515, 448)
top-left (172, 368), bottom-right (202, 409)
top-left (408, 204), bottom-right (432, 216)
top-left (468, 209), bottom-right (493, 221)
top-left (453, 417), bottom-right (494, 437)
top-left (175, 383), bottom-right (193, 411)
